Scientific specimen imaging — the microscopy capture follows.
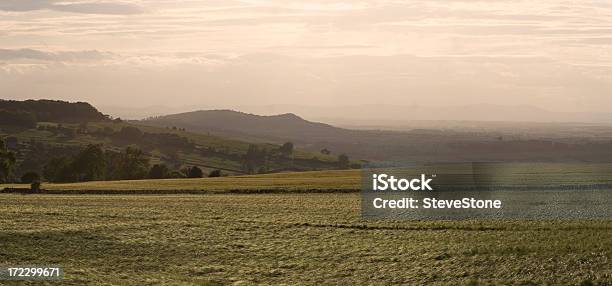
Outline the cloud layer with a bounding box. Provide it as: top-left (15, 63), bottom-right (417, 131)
top-left (1, 0), bottom-right (611, 115)
top-left (0, 48), bottom-right (112, 61)
top-left (0, 0), bottom-right (144, 15)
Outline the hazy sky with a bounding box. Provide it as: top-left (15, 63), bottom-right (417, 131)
top-left (1, 0), bottom-right (612, 117)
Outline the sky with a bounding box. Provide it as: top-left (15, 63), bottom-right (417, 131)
top-left (1, 0), bottom-right (612, 119)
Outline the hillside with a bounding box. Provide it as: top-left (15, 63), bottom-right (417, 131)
top-left (0, 100), bottom-right (344, 183)
top-left (141, 110), bottom-right (612, 163)
top-left (239, 104), bottom-right (612, 124)
top-left (0, 99), bottom-right (108, 125)
top-left (142, 110), bottom-right (352, 143)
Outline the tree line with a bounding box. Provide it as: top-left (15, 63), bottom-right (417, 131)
top-left (242, 142), bottom-right (351, 174)
top-left (0, 138), bottom-right (221, 184)
top-left (0, 139), bottom-right (16, 183)
top-left (41, 144), bottom-right (221, 183)
top-left (1, 126), bottom-right (354, 184)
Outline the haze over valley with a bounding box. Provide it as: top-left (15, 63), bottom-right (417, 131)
top-left (142, 108), bottom-right (612, 163)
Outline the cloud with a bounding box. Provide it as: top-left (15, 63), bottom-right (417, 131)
top-left (1, 0), bottom-right (612, 114)
top-left (580, 37), bottom-right (612, 45)
top-left (0, 0), bottom-right (145, 15)
top-left (2, 52), bottom-right (611, 114)
top-left (0, 48), bottom-right (113, 61)
top-left (270, 44), bottom-right (374, 50)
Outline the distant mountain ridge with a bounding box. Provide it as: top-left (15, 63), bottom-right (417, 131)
top-left (143, 109), bottom-right (354, 143)
top-left (141, 109), bottom-right (612, 163)
top-left (237, 104), bottom-right (612, 125)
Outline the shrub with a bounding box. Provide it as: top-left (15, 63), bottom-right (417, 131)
top-left (279, 142), bottom-right (294, 156)
top-left (149, 164), bottom-right (169, 179)
top-left (208, 169), bottom-right (222, 177)
top-left (187, 166), bottom-right (203, 178)
top-left (337, 154), bottom-right (350, 169)
top-left (30, 182), bottom-right (41, 192)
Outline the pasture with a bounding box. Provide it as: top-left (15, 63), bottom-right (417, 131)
top-left (0, 193), bottom-right (611, 285)
top-left (1, 166), bottom-right (611, 285)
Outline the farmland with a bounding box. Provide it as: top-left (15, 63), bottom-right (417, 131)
top-left (0, 193), bottom-right (611, 285)
top-left (2, 120), bottom-right (342, 178)
top-left (0, 170), bottom-right (361, 193)
top-left (1, 166), bottom-right (611, 285)
top-left (2, 163), bottom-right (612, 194)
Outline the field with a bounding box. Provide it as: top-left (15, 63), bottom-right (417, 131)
top-left (3, 163), bottom-right (612, 194)
top-left (0, 170), bottom-right (361, 193)
top-left (1, 167), bottom-right (611, 285)
top-left (0, 193), bottom-right (611, 285)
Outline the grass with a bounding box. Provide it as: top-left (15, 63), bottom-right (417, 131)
top-left (0, 170), bottom-right (361, 193)
top-left (129, 122), bottom-right (339, 162)
top-left (0, 193), bottom-right (610, 285)
top-left (3, 121), bottom-right (342, 177)
top-left (3, 163), bottom-right (612, 194)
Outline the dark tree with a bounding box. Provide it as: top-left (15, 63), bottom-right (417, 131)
top-left (42, 145), bottom-right (104, 182)
top-left (41, 145), bottom-right (150, 182)
top-left (149, 164), bottom-right (169, 179)
top-left (112, 147), bottom-right (150, 180)
top-left (208, 169), bottom-right (222, 177)
top-left (320, 148), bottom-right (331, 155)
top-left (187, 166), bottom-right (203, 178)
top-left (243, 144), bottom-right (267, 174)
top-left (337, 154), bottom-right (350, 169)
top-left (72, 144), bottom-right (106, 181)
top-left (20, 172), bottom-right (40, 183)
top-left (0, 139), bottom-right (16, 183)
top-left (30, 181), bottom-right (41, 192)
top-left (43, 156), bottom-right (74, 183)
top-left (279, 142), bottom-right (294, 156)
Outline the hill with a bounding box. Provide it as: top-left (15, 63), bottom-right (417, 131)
top-left (142, 109), bottom-right (351, 143)
top-left (141, 109), bottom-right (612, 163)
top-left (0, 100), bottom-right (345, 183)
top-left (0, 99), bottom-right (108, 126)
top-left (240, 104), bottom-right (612, 124)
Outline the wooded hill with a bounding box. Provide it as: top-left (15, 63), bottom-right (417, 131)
top-left (0, 99), bottom-right (108, 128)
top-left (0, 100), bottom-right (347, 183)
